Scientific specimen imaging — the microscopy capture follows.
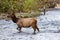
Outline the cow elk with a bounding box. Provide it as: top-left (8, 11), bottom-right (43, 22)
top-left (7, 13), bottom-right (39, 34)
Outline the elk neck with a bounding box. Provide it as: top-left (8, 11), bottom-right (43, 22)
top-left (11, 15), bottom-right (19, 23)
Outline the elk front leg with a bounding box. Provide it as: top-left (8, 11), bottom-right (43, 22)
top-left (17, 25), bottom-right (22, 32)
top-left (17, 27), bottom-right (22, 33)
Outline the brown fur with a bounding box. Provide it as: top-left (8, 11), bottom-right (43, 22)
top-left (7, 13), bottom-right (39, 34)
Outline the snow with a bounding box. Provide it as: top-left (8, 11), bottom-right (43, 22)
top-left (0, 10), bottom-right (60, 40)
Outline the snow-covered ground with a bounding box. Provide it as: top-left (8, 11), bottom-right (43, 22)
top-left (0, 10), bottom-right (60, 40)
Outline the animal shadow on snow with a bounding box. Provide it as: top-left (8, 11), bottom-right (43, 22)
top-left (12, 31), bottom-right (37, 36)
top-left (12, 30), bottom-right (60, 36)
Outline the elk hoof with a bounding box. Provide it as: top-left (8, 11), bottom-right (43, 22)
top-left (38, 30), bottom-right (40, 32)
top-left (17, 28), bottom-right (18, 30)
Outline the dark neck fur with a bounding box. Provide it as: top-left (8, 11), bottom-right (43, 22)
top-left (11, 14), bottom-right (19, 23)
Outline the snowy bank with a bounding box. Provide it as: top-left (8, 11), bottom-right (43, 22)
top-left (0, 10), bottom-right (60, 40)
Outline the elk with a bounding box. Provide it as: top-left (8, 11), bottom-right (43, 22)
top-left (7, 13), bottom-right (39, 34)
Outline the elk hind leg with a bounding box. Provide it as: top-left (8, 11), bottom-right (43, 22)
top-left (32, 25), bottom-right (36, 34)
top-left (35, 25), bottom-right (39, 32)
